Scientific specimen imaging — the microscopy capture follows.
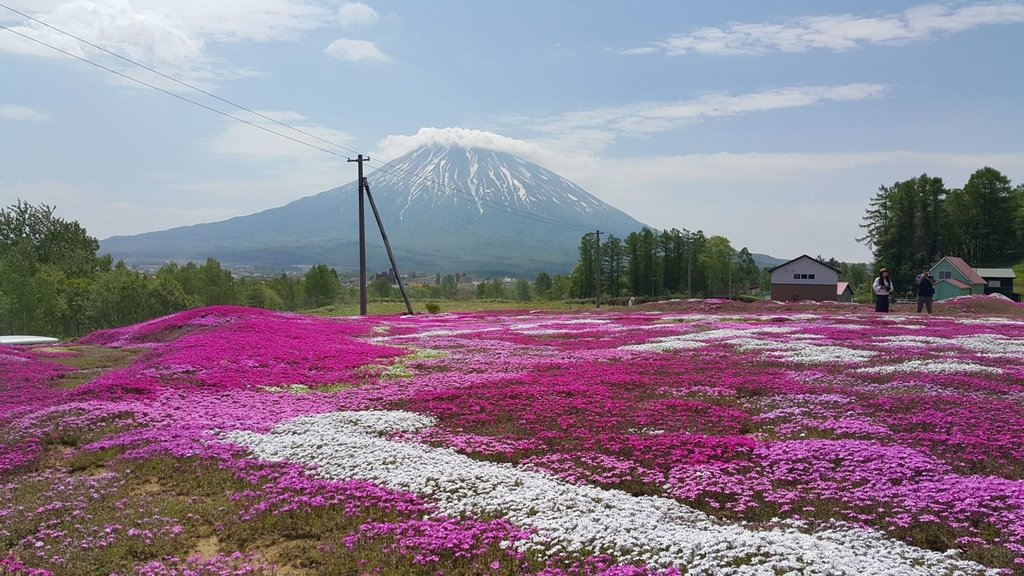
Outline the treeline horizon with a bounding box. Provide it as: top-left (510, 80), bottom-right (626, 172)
top-left (568, 228), bottom-right (874, 302)
top-left (0, 201), bottom-right (612, 338)
top-left (860, 166), bottom-right (1024, 290)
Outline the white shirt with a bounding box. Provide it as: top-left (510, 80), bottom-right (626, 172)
top-left (872, 276), bottom-right (892, 296)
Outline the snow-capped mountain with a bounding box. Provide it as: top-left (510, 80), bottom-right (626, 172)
top-left (101, 144), bottom-right (649, 276)
top-left (373, 144), bottom-right (625, 223)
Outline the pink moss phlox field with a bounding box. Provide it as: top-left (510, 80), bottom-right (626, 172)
top-left (3, 304), bottom-right (1024, 573)
top-left (226, 459), bottom-right (431, 520)
top-left (76, 305), bottom-right (407, 395)
top-left (0, 347), bottom-right (74, 423)
top-left (344, 516), bottom-right (532, 563)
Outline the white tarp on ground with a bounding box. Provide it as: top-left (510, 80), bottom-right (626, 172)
top-left (0, 335), bottom-right (59, 345)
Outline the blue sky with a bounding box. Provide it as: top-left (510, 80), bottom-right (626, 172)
top-left (2, 1), bottom-right (1023, 263)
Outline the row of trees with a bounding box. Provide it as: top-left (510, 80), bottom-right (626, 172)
top-left (570, 228), bottom-right (763, 301)
top-left (859, 166), bottom-right (1024, 289)
top-left (0, 201), bottom-right (590, 338)
top-left (0, 202), bottom-right (365, 337)
top-left (29, 164), bottom-right (1016, 340)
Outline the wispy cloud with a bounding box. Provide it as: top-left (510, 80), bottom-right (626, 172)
top-left (624, 3), bottom-right (1024, 56)
top-left (203, 109), bottom-right (355, 163)
top-left (531, 83), bottom-right (886, 149)
top-left (338, 3), bottom-right (379, 28)
top-left (0, 104), bottom-right (50, 121)
top-left (376, 83), bottom-right (887, 163)
top-left (324, 38), bottom-right (392, 63)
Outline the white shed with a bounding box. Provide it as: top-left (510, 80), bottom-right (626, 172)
top-left (770, 255), bottom-right (841, 301)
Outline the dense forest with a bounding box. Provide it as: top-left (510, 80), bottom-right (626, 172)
top-left (570, 228), bottom-right (759, 301)
top-left (859, 166), bottom-right (1024, 290)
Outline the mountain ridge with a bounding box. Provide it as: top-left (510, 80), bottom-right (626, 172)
top-left (101, 144), bottom-right (649, 276)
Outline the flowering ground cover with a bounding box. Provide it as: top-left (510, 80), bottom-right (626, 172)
top-left (2, 300), bottom-right (1023, 575)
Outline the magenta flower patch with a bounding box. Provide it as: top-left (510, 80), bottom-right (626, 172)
top-left (3, 305), bottom-right (1023, 574)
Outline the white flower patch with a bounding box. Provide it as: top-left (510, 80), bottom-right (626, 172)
top-left (624, 324), bottom-right (876, 364)
top-left (955, 317), bottom-right (1024, 327)
top-left (618, 327), bottom-right (777, 353)
top-left (727, 338), bottom-right (877, 364)
top-left (681, 326), bottom-right (797, 341)
top-left (516, 329), bottom-right (575, 335)
top-left (508, 318), bottom-right (612, 332)
top-left (618, 337), bottom-right (708, 353)
top-left (772, 343), bottom-right (878, 364)
top-left (656, 314), bottom-right (757, 324)
top-left (951, 334), bottom-right (1024, 359)
top-left (874, 335), bottom-right (949, 349)
top-left (822, 324), bottom-right (873, 331)
top-left (556, 318), bottom-right (612, 325)
top-left (222, 411), bottom-right (994, 575)
top-left (375, 327), bottom-right (502, 341)
top-left (855, 359), bottom-right (1002, 376)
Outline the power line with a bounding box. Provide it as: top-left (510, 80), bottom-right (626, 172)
top-left (0, 24), bottom-right (357, 162)
top-left (0, 2), bottom-right (362, 159)
top-left (0, 6), bottom-right (598, 236)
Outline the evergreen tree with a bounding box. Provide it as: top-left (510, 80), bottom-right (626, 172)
top-left (303, 264), bottom-right (339, 307)
top-left (534, 272), bottom-right (553, 299)
top-left (440, 274), bottom-right (458, 299)
top-left (572, 233), bottom-right (599, 298)
top-left (515, 278), bottom-right (531, 301)
top-left (601, 235), bottom-right (626, 298)
top-left (860, 174), bottom-right (947, 287)
top-left (944, 167), bottom-right (1017, 265)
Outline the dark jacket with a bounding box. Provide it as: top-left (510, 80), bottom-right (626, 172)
top-left (916, 274), bottom-right (935, 297)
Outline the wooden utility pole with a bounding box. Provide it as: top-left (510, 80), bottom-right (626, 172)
top-left (363, 178), bottom-right (414, 315)
top-left (594, 230), bottom-right (601, 309)
top-left (348, 155), bottom-right (368, 315)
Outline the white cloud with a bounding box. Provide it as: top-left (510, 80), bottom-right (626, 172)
top-left (532, 83), bottom-right (886, 142)
top-left (0, 1), bottom-right (203, 63)
top-left (375, 127), bottom-right (541, 162)
top-left (626, 2), bottom-right (1024, 56)
top-left (338, 2), bottom-right (379, 28)
top-left (324, 37), bottom-right (392, 62)
top-left (0, 0), bottom-right (335, 83)
top-left (0, 104), bottom-right (50, 121)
